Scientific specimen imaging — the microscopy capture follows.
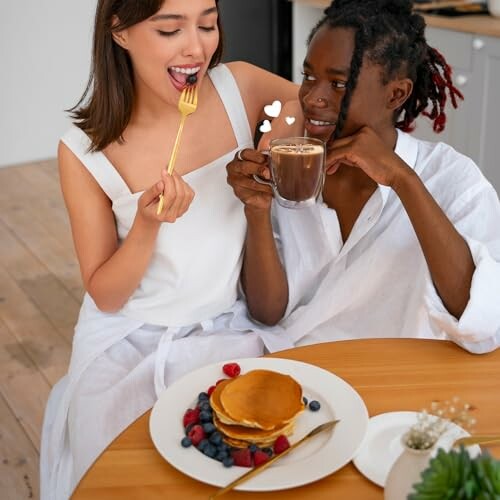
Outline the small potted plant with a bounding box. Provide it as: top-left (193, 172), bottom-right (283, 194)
top-left (409, 446), bottom-right (500, 499)
top-left (384, 398), bottom-right (490, 500)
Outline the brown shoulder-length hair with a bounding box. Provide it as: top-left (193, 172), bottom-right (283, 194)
top-left (70, 0), bottom-right (223, 152)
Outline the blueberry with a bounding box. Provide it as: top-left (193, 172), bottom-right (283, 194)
top-left (181, 437), bottom-right (192, 448)
top-left (203, 443), bottom-right (217, 458)
top-left (219, 442), bottom-right (231, 453)
top-left (202, 423), bottom-right (216, 434)
top-left (198, 401), bottom-right (212, 412)
top-left (209, 432), bottom-right (223, 445)
top-left (198, 439), bottom-right (209, 451)
top-left (215, 450), bottom-right (228, 461)
top-left (199, 411), bottom-right (212, 423)
top-left (187, 74), bottom-right (198, 85)
top-left (303, 396), bottom-right (308, 405)
top-left (309, 400), bottom-right (321, 411)
top-left (262, 447), bottom-right (273, 457)
top-left (222, 456), bottom-right (234, 468)
top-left (198, 392), bottom-right (209, 402)
top-left (249, 444), bottom-right (258, 453)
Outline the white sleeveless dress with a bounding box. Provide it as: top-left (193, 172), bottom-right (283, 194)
top-left (40, 64), bottom-right (293, 500)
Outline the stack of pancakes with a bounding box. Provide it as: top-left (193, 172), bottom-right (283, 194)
top-left (210, 369), bottom-right (305, 447)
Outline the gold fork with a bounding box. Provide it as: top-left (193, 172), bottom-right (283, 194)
top-left (452, 435), bottom-right (500, 448)
top-left (157, 85), bottom-right (199, 214)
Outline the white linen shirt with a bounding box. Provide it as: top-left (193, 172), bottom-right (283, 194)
top-left (273, 130), bottom-right (500, 354)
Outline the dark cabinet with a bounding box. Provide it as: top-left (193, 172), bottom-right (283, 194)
top-left (218, 0), bottom-right (292, 79)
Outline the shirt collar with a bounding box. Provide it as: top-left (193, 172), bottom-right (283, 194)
top-left (394, 128), bottom-right (418, 170)
top-left (377, 129), bottom-right (419, 206)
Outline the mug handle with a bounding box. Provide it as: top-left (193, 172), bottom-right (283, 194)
top-left (252, 149), bottom-right (273, 187)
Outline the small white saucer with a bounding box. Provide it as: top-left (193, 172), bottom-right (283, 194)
top-left (352, 411), bottom-right (480, 487)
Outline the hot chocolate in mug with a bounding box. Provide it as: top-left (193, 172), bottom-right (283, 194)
top-left (254, 137), bottom-right (326, 209)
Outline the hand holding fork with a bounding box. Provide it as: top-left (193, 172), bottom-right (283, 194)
top-left (157, 85), bottom-right (199, 215)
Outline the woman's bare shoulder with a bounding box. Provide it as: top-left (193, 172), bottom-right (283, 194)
top-left (225, 61), bottom-right (298, 122)
top-left (226, 61), bottom-right (296, 91)
top-left (57, 139), bottom-right (110, 205)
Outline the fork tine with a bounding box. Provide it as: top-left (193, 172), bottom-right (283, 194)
top-left (188, 85), bottom-right (195, 104)
top-left (192, 85), bottom-right (198, 106)
top-left (185, 85), bottom-right (195, 104)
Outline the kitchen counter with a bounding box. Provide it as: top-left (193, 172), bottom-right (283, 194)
top-left (291, 0), bottom-right (500, 37)
top-left (424, 12), bottom-right (500, 36)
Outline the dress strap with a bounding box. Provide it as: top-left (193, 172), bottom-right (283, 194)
top-left (60, 126), bottom-right (131, 201)
top-left (209, 64), bottom-right (254, 149)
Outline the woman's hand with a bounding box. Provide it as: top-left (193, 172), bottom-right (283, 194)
top-left (226, 149), bottom-right (273, 213)
top-left (138, 169), bottom-right (195, 224)
top-left (326, 126), bottom-right (410, 187)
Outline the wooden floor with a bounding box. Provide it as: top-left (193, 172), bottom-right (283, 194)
top-left (0, 159), bottom-right (84, 499)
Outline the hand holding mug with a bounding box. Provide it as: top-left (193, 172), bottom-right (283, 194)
top-left (226, 149), bottom-right (274, 212)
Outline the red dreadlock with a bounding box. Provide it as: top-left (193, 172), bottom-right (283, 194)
top-left (421, 48), bottom-right (463, 133)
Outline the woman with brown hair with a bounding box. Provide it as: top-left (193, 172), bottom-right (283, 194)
top-left (40, 0), bottom-right (297, 497)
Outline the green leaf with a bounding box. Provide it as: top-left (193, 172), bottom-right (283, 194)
top-left (409, 447), bottom-right (500, 500)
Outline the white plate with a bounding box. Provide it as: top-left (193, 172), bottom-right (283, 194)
top-left (150, 357), bottom-right (369, 492)
top-left (353, 411), bottom-right (481, 487)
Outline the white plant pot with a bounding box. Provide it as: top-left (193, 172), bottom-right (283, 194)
top-left (488, 0), bottom-right (500, 17)
top-left (384, 437), bottom-right (433, 500)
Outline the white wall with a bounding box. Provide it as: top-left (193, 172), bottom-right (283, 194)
top-left (0, 1), bottom-right (97, 168)
top-left (292, 4), bottom-right (323, 83)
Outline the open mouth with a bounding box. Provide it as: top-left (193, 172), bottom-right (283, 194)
top-left (308, 118), bottom-right (336, 127)
top-left (168, 66), bottom-right (201, 91)
top-left (305, 117), bottom-right (337, 138)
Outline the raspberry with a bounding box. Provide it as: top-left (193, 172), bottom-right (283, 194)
top-left (231, 448), bottom-right (252, 467)
top-left (273, 435), bottom-right (290, 454)
top-left (223, 363), bottom-right (241, 378)
top-left (187, 425), bottom-right (206, 446)
top-left (253, 450), bottom-right (270, 466)
top-left (207, 385), bottom-right (216, 396)
top-left (183, 407), bottom-right (200, 428)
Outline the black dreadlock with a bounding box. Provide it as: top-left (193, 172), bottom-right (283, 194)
top-left (309, 0), bottom-right (463, 139)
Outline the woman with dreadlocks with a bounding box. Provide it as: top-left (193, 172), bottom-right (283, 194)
top-left (227, 0), bottom-right (500, 353)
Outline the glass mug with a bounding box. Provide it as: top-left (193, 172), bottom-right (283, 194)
top-left (254, 137), bottom-right (326, 209)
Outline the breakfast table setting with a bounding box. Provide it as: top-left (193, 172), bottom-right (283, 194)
top-left (71, 338), bottom-right (500, 499)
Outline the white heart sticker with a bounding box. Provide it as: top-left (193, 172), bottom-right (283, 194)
top-left (285, 116), bottom-right (296, 125)
top-left (264, 100), bottom-right (282, 118)
top-left (259, 120), bottom-right (272, 133)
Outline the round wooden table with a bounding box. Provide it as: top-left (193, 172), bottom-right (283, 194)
top-left (72, 339), bottom-right (500, 499)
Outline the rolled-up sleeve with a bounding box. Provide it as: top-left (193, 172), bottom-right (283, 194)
top-left (425, 182), bottom-right (500, 353)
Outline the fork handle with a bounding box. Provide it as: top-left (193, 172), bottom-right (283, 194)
top-left (167, 115), bottom-right (187, 176)
top-left (453, 436), bottom-right (500, 447)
